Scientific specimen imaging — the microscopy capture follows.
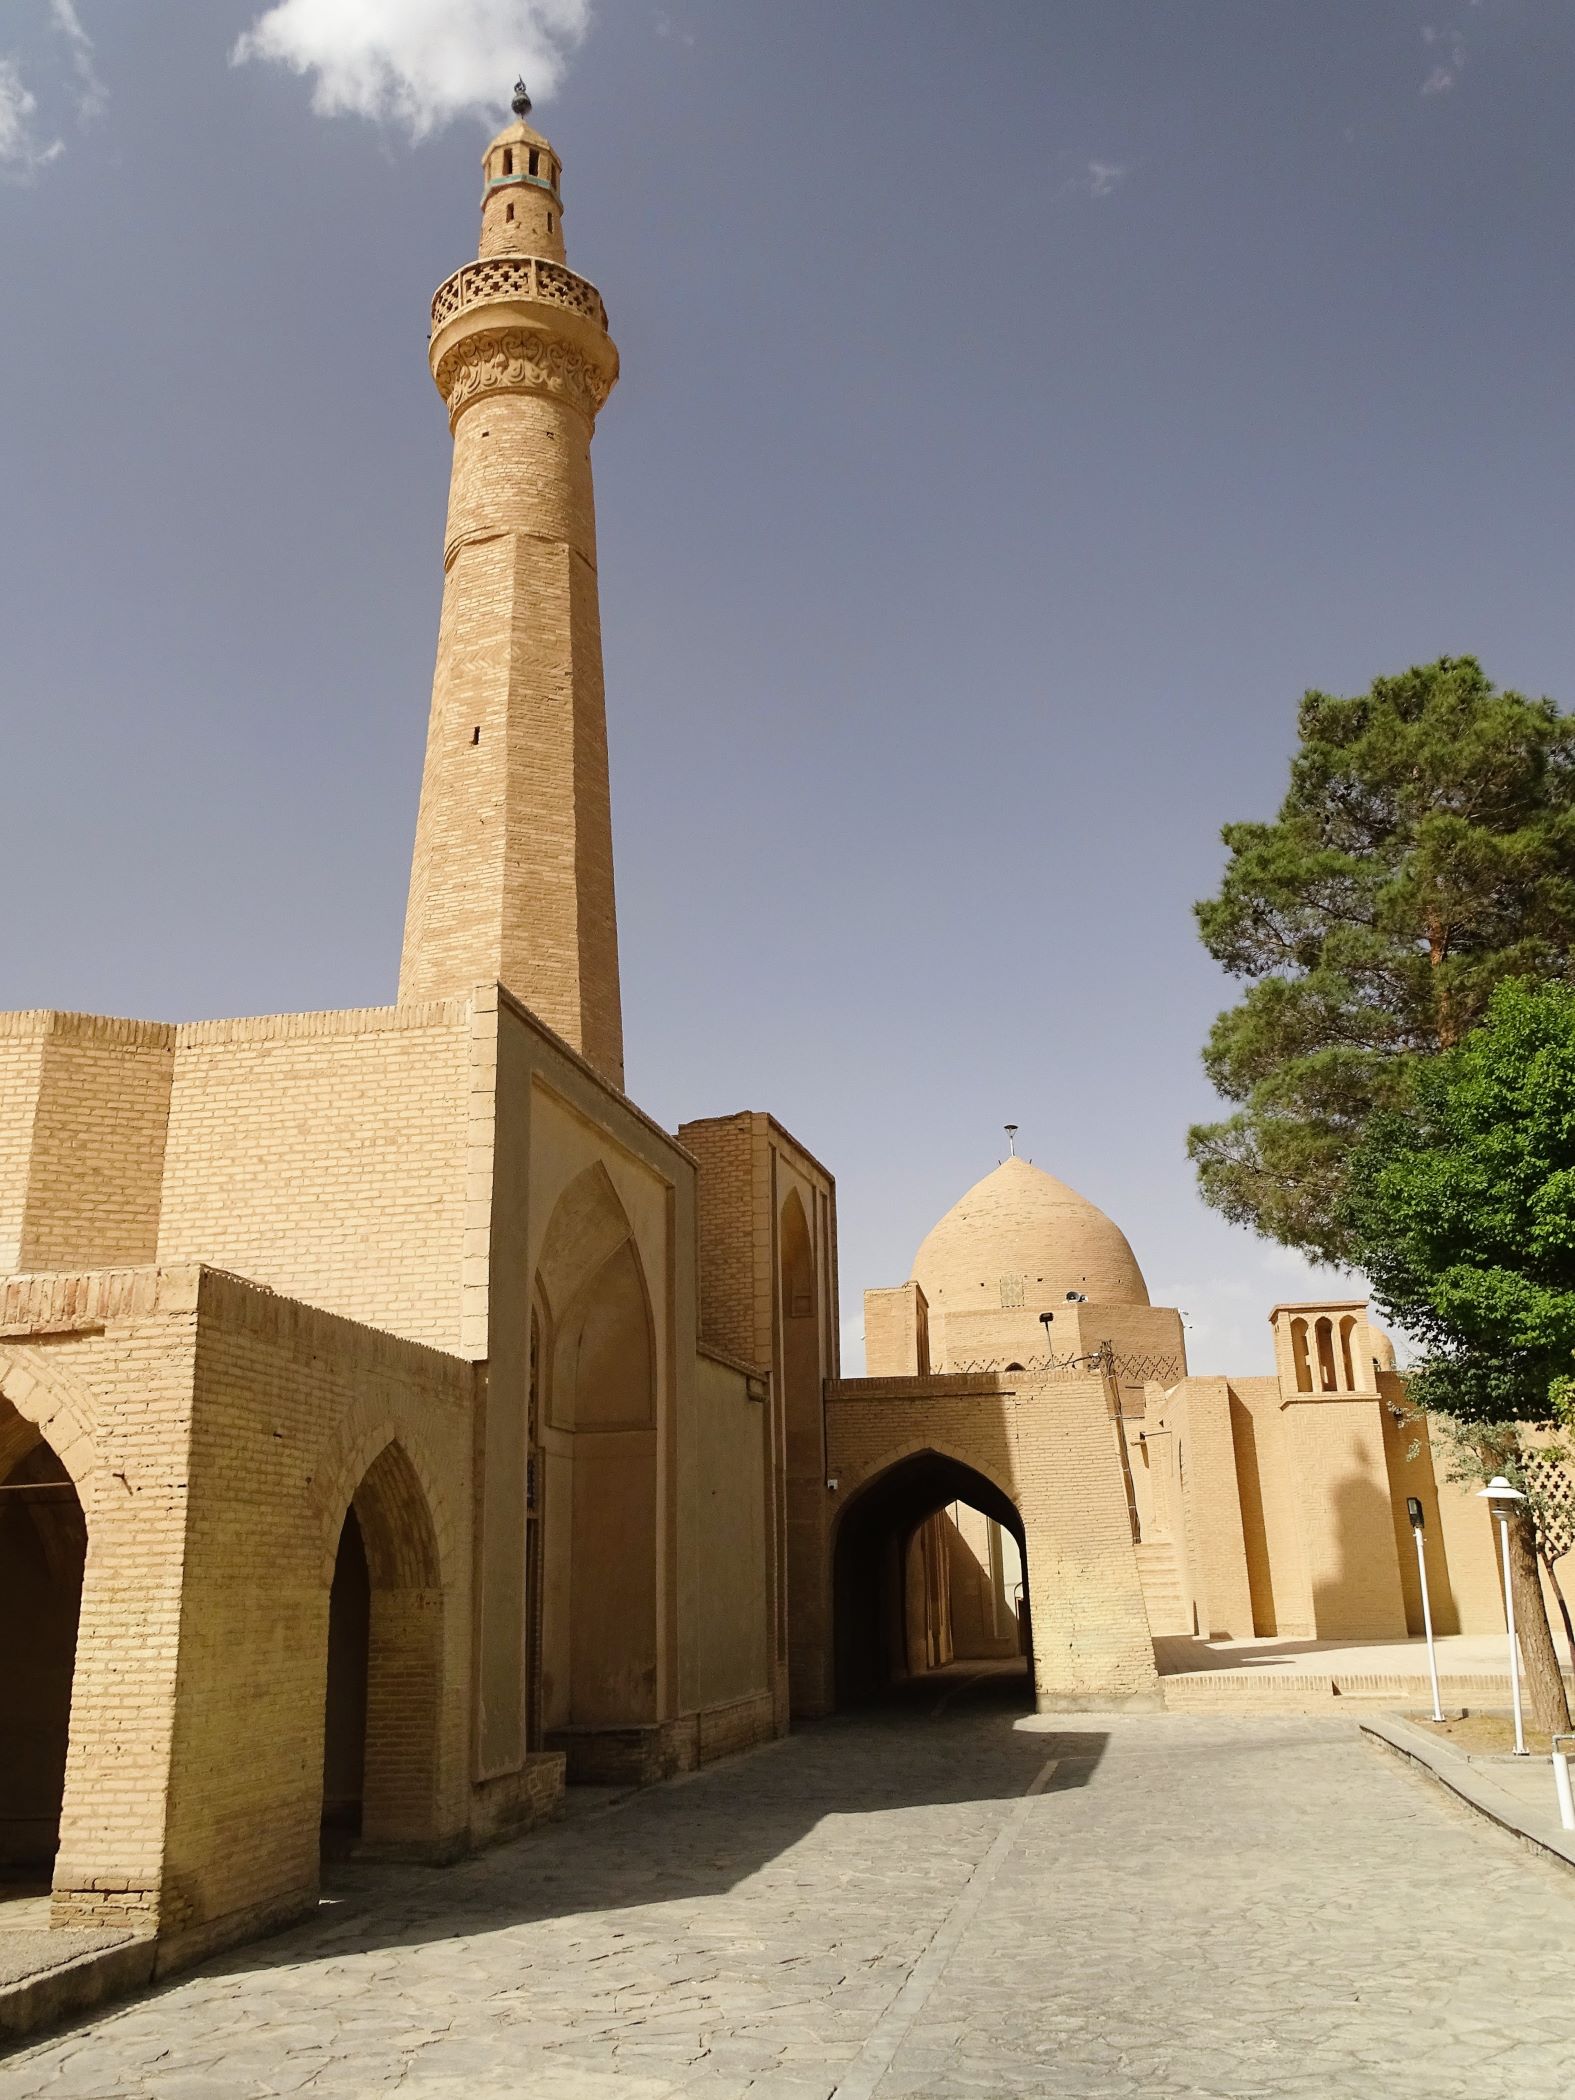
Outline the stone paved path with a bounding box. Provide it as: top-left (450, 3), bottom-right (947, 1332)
top-left (3, 1673), bottom-right (1574, 2098)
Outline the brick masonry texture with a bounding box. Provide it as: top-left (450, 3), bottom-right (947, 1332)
top-left (0, 102), bottom-right (786, 1961)
top-left (158, 1004), bottom-right (471, 1352)
top-left (8, 93), bottom-right (1568, 2016)
top-left (0, 1013), bottom-right (173, 1276)
top-left (398, 134), bottom-right (623, 1089)
top-left (0, 1266), bottom-right (476, 1967)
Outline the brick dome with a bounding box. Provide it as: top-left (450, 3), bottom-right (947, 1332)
top-left (911, 1156), bottom-right (1150, 1311)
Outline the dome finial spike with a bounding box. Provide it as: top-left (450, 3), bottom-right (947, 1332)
top-left (1004, 1123), bottom-right (1018, 1157)
top-left (512, 77), bottom-right (532, 119)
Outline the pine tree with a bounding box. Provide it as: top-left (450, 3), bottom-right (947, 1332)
top-left (1191, 657), bottom-right (1575, 1265)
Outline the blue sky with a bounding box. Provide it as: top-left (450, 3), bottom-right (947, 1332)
top-left (4, 1), bottom-right (1573, 1373)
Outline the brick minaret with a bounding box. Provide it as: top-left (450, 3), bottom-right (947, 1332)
top-left (399, 84), bottom-right (624, 1087)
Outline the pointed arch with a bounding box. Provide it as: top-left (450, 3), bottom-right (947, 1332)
top-left (1338, 1314), bottom-right (1359, 1391)
top-left (534, 1160), bottom-right (637, 1328)
top-left (0, 1347), bottom-right (105, 1500)
top-left (832, 1447), bottom-right (1029, 1708)
top-left (321, 1436), bottom-right (447, 1853)
top-left (1315, 1316), bottom-right (1338, 1392)
top-left (533, 1160), bottom-right (660, 1735)
top-left (0, 1403), bottom-right (88, 1868)
top-left (312, 1410), bottom-right (454, 1588)
top-left (780, 1188), bottom-right (815, 1322)
top-left (1291, 1317), bottom-right (1312, 1393)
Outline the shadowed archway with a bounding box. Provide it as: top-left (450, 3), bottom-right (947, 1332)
top-left (0, 1412), bottom-right (86, 1872)
top-left (833, 1451), bottom-right (1029, 1709)
top-left (321, 1438), bottom-right (446, 1859)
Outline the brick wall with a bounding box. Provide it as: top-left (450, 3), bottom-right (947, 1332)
top-left (679, 1112), bottom-right (839, 1723)
top-left (0, 1020), bottom-right (47, 1272)
top-left (160, 1270), bottom-right (474, 1963)
top-left (1, 1270), bottom-right (200, 1936)
top-left (157, 1004), bottom-right (471, 1351)
top-left (678, 1113), bottom-right (757, 1365)
top-left (0, 1013), bottom-right (174, 1275)
top-left (690, 1349), bottom-right (771, 1711)
top-left (399, 200), bottom-right (624, 1087)
top-left (1171, 1378), bottom-right (1255, 1638)
top-left (1, 1265), bottom-right (476, 1967)
top-left (826, 1371), bottom-right (1160, 1710)
top-left (864, 1284), bottom-right (928, 1376)
top-left (1279, 1393), bottom-right (1408, 1638)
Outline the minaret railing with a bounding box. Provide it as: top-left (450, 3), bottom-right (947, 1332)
top-left (430, 257), bottom-right (608, 336)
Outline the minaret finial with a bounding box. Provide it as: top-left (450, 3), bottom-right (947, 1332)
top-left (1005, 1124), bottom-right (1019, 1157)
top-left (512, 78), bottom-right (532, 119)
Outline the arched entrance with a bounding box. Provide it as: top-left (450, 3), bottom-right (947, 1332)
top-left (321, 1507), bottom-right (371, 1854)
top-left (0, 1412), bottom-right (87, 1872)
top-left (320, 1439), bottom-right (445, 1858)
top-left (833, 1451), bottom-right (1030, 1708)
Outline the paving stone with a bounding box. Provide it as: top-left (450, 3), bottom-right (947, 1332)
top-left (4, 1691), bottom-right (1575, 2097)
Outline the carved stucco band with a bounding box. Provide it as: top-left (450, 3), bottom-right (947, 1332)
top-left (434, 326), bottom-right (614, 429)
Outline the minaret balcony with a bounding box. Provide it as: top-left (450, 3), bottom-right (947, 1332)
top-left (430, 257), bottom-right (608, 338)
top-left (428, 255), bottom-right (619, 429)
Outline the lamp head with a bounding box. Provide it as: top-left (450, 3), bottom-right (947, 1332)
top-left (1477, 1474), bottom-right (1526, 1512)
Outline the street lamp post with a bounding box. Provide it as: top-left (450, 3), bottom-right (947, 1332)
top-left (1553, 1734), bottom-right (1575, 1832)
top-left (1477, 1475), bottom-right (1529, 1757)
top-left (1406, 1496), bottom-right (1445, 1724)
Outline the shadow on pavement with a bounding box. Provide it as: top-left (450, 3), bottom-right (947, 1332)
top-left (185, 1663), bottom-right (1108, 1987)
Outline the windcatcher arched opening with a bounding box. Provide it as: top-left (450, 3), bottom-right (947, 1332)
top-left (321, 1439), bottom-right (444, 1859)
top-left (833, 1451), bottom-right (1029, 1709)
top-left (534, 1163), bottom-right (659, 1737)
top-left (0, 1407), bottom-right (86, 1873)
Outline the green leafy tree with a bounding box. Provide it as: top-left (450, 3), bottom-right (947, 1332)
top-left (1343, 977), bottom-right (1575, 1731)
top-left (1191, 658), bottom-right (1575, 1265)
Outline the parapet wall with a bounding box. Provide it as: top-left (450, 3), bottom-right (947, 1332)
top-left (157, 1002), bottom-right (474, 1351)
top-left (0, 1012), bottom-right (174, 1276)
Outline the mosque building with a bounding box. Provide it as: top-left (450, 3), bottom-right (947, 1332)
top-left (844, 1153), bottom-right (1521, 1704)
top-left (0, 91), bottom-right (1538, 1988)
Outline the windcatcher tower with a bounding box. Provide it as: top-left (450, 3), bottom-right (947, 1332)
top-left (400, 84), bottom-right (625, 1086)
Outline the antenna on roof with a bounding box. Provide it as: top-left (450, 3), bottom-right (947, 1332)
top-left (1004, 1124), bottom-right (1018, 1157)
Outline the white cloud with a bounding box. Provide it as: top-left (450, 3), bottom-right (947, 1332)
top-left (1421, 24), bottom-right (1466, 95)
top-left (233, 0), bottom-right (594, 137)
top-left (0, 0), bottom-right (104, 177)
top-left (0, 57), bottom-right (63, 177)
top-left (1082, 158), bottom-right (1128, 199)
top-left (50, 0), bottom-right (106, 121)
top-left (1151, 1240), bottom-right (1368, 1379)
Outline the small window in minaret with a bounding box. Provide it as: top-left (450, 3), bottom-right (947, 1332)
top-left (528, 148), bottom-right (539, 176)
top-left (502, 148), bottom-right (514, 176)
top-left (547, 213), bottom-right (554, 232)
top-left (506, 203), bottom-right (515, 222)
